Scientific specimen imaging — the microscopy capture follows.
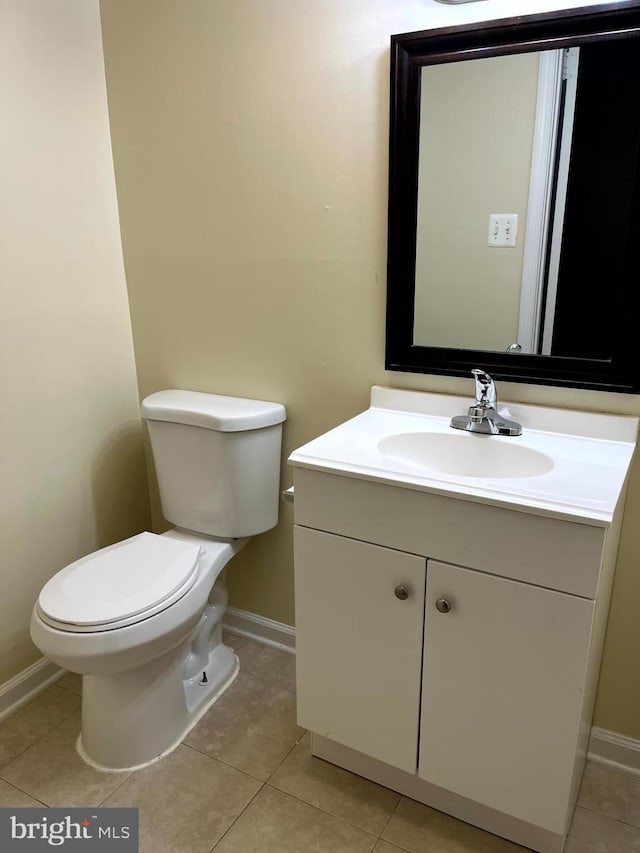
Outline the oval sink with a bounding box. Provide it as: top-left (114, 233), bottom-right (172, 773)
top-left (378, 432), bottom-right (554, 480)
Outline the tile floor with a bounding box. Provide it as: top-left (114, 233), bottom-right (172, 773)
top-left (0, 635), bottom-right (639, 852)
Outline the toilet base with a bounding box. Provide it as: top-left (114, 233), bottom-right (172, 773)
top-left (77, 641), bottom-right (238, 773)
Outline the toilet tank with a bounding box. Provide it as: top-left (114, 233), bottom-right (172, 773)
top-left (141, 390), bottom-right (286, 538)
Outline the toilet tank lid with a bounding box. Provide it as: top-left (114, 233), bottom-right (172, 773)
top-left (141, 390), bottom-right (286, 432)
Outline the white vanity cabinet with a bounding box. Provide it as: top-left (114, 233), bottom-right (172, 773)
top-left (291, 468), bottom-right (616, 853)
top-left (289, 387), bottom-right (638, 853)
top-left (420, 560), bottom-right (594, 833)
top-left (294, 527), bottom-right (425, 773)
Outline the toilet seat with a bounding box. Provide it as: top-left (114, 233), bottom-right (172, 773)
top-left (37, 532), bottom-right (202, 633)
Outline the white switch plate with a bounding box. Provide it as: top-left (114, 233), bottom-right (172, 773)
top-left (488, 214), bottom-right (518, 248)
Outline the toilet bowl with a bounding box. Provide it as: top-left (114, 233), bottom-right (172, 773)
top-left (30, 391), bottom-right (286, 772)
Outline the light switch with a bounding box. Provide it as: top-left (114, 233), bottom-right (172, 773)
top-left (488, 214), bottom-right (518, 248)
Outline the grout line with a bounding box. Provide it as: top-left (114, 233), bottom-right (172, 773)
top-left (263, 739), bottom-right (300, 786)
top-left (241, 671), bottom-right (297, 695)
top-left (261, 784), bottom-right (380, 842)
top-left (1, 705), bottom-right (133, 809)
top-left (265, 780), bottom-right (382, 840)
top-left (263, 733), bottom-right (399, 841)
top-left (260, 734), bottom-right (388, 840)
top-left (572, 802), bottom-right (640, 833)
top-left (378, 795), bottom-right (403, 845)
top-left (180, 742), bottom-right (268, 785)
top-left (237, 662), bottom-right (297, 696)
top-left (57, 683), bottom-right (82, 698)
top-left (209, 782), bottom-right (265, 851)
top-left (222, 637), bottom-right (265, 670)
top-left (373, 839), bottom-right (411, 853)
top-left (229, 640), bottom-right (297, 693)
top-left (0, 700), bottom-right (81, 786)
top-left (0, 778), bottom-right (49, 808)
top-left (96, 769), bottom-right (136, 807)
top-left (215, 656), bottom-right (297, 697)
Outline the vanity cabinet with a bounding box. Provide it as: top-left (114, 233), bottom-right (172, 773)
top-left (292, 467), bottom-right (615, 853)
top-left (420, 561), bottom-right (593, 832)
top-left (294, 527), bottom-right (425, 773)
top-left (289, 386), bottom-right (637, 853)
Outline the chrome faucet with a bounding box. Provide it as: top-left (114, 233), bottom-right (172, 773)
top-left (451, 369), bottom-right (522, 436)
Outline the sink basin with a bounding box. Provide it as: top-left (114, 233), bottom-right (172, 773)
top-left (378, 432), bottom-right (554, 479)
top-left (288, 386), bottom-right (638, 524)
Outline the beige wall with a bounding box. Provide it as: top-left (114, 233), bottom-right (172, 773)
top-left (98, 0), bottom-right (639, 738)
top-left (414, 54), bottom-right (539, 350)
top-left (0, 0), bottom-right (151, 684)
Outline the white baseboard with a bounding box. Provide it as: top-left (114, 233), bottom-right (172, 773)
top-left (0, 657), bottom-right (64, 723)
top-left (223, 606), bottom-right (295, 654)
top-left (588, 726), bottom-right (640, 778)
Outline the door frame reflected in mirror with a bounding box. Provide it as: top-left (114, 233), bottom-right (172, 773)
top-left (386, 2), bottom-right (640, 393)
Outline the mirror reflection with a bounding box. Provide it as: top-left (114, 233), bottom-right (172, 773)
top-left (413, 40), bottom-right (640, 359)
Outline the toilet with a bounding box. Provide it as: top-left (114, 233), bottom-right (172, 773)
top-left (30, 390), bottom-right (286, 772)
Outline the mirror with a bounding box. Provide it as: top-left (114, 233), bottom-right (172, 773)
top-left (386, 4), bottom-right (640, 392)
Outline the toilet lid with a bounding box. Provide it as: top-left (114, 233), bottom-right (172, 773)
top-left (38, 532), bottom-right (201, 630)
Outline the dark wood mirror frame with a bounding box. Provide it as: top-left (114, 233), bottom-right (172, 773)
top-left (386, 1), bottom-right (640, 393)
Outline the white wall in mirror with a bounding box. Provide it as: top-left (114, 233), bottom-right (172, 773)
top-left (414, 53), bottom-right (539, 351)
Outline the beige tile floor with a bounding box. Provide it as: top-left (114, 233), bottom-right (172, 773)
top-left (1, 635), bottom-right (639, 852)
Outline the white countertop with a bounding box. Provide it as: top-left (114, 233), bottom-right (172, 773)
top-left (288, 387), bottom-right (639, 526)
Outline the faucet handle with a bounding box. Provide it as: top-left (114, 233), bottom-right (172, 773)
top-left (467, 405), bottom-right (485, 424)
top-left (471, 369), bottom-right (497, 408)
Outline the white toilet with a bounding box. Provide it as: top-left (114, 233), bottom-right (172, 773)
top-left (30, 390), bottom-right (286, 772)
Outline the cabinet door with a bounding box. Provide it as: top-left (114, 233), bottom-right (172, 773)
top-left (419, 560), bottom-right (594, 833)
top-left (294, 526), bottom-right (426, 773)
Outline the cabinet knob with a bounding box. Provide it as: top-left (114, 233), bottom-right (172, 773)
top-left (394, 585), bottom-right (410, 600)
top-left (436, 597), bottom-right (452, 613)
